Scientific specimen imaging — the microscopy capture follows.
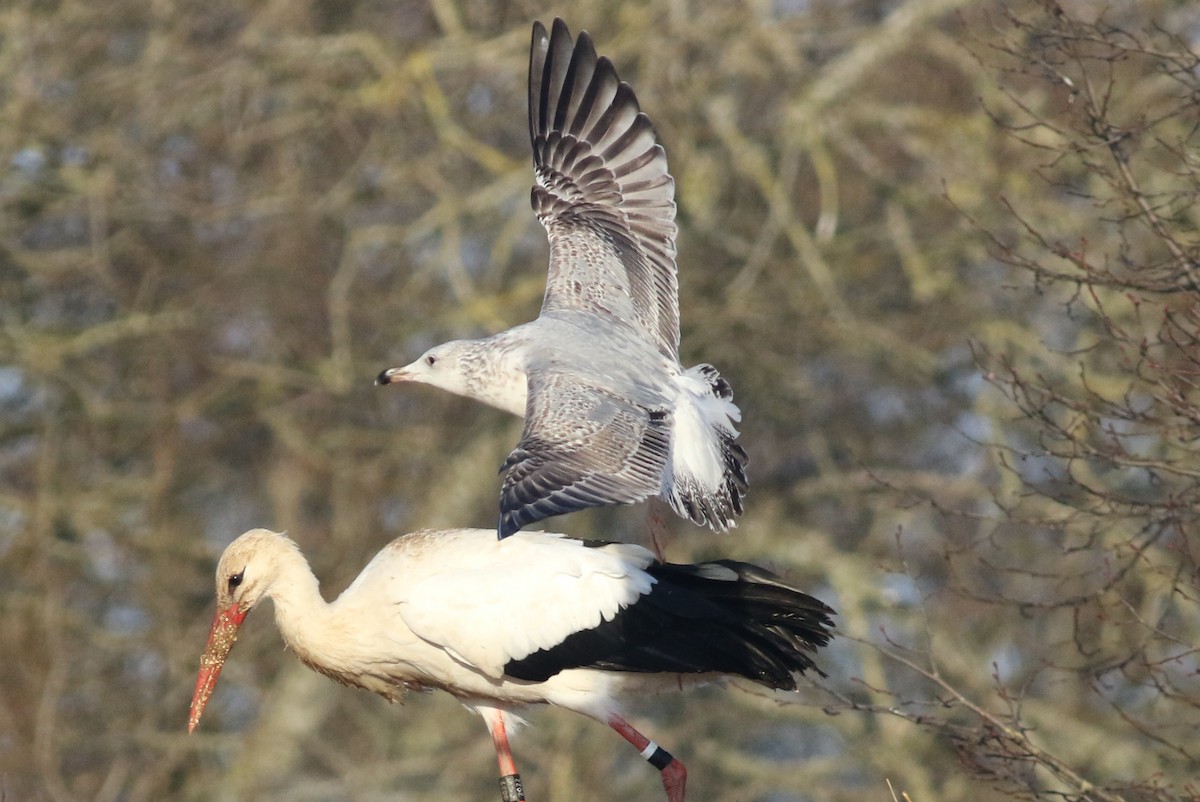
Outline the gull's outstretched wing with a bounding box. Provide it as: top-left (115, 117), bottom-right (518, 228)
top-left (529, 19), bottom-right (680, 360)
top-left (498, 366), bottom-right (670, 538)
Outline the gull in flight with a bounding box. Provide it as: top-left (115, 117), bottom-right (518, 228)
top-left (379, 19), bottom-right (748, 539)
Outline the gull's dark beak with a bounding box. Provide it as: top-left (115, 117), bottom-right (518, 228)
top-left (376, 368), bottom-right (407, 386)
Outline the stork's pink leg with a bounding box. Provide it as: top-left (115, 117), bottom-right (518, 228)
top-left (488, 712), bottom-right (526, 802)
top-left (609, 714), bottom-right (687, 802)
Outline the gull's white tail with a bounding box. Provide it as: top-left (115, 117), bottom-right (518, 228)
top-left (664, 365), bottom-right (748, 530)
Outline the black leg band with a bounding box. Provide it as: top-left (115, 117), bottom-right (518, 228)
top-left (647, 745), bottom-right (674, 770)
top-left (499, 773), bottom-right (525, 802)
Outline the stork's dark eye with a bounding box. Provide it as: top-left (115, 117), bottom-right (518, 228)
top-left (228, 570), bottom-right (245, 592)
top-left (425, 355), bottom-right (437, 366)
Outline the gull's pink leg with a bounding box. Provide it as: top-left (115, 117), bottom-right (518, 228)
top-left (647, 500), bottom-right (672, 562)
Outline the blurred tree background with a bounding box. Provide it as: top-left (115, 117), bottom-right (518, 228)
top-left (1, 0), bottom-right (1197, 800)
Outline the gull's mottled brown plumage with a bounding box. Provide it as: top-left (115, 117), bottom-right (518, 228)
top-left (378, 20), bottom-right (748, 539)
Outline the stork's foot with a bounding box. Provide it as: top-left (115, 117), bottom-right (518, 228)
top-left (660, 758), bottom-right (687, 802)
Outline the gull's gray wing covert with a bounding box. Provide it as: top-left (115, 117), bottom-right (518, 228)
top-left (498, 366), bottom-right (671, 538)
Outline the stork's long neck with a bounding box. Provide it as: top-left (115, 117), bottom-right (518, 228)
top-left (264, 548), bottom-right (337, 668)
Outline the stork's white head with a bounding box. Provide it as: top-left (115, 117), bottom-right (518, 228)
top-left (211, 529), bottom-right (297, 612)
top-left (189, 529), bottom-right (300, 733)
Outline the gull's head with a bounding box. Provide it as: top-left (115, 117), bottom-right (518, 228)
top-left (375, 341), bottom-right (473, 396)
top-left (188, 529), bottom-right (297, 733)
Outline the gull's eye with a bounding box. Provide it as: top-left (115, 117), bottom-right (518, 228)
top-left (228, 570), bottom-right (245, 593)
top-left (425, 355), bottom-right (437, 366)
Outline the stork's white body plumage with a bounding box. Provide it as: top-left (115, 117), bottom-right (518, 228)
top-left (319, 528), bottom-right (656, 711)
top-left (189, 528), bottom-right (834, 801)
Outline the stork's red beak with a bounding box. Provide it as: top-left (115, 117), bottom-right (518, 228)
top-left (188, 602), bottom-right (249, 733)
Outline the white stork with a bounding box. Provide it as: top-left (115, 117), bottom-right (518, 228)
top-left (189, 528), bottom-right (834, 801)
